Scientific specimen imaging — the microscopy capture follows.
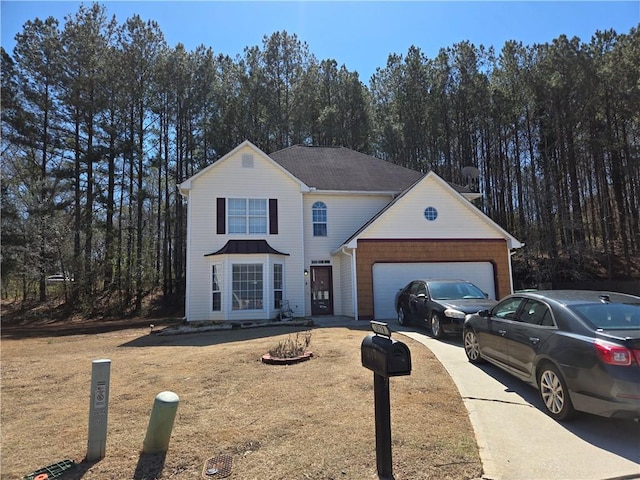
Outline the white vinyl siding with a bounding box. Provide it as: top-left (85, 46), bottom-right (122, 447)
top-left (184, 144), bottom-right (305, 321)
top-left (361, 176), bottom-right (499, 240)
top-left (338, 253), bottom-right (354, 317)
top-left (303, 194), bottom-right (391, 317)
top-left (304, 193), bottom-right (391, 260)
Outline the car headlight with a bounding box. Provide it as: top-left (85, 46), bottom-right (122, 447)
top-left (444, 308), bottom-right (466, 319)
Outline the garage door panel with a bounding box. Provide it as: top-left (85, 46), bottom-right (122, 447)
top-left (372, 262), bottom-right (495, 320)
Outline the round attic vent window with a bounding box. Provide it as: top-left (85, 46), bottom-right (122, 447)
top-left (424, 207), bottom-right (438, 221)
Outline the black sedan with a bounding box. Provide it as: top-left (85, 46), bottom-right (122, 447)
top-left (463, 290), bottom-right (640, 421)
top-left (395, 279), bottom-right (497, 338)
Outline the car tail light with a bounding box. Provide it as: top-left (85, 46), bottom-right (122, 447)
top-left (594, 340), bottom-right (634, 366)
top-left (634, 349), bottom-right (640, 366)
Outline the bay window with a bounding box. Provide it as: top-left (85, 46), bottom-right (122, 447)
top-left (232, 263), bottom-right (263, 310)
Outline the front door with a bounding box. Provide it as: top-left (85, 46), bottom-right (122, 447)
top-left (311, 266), bottom-right (333, 315)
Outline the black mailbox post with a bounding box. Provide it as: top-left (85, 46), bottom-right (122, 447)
top-left (361, 321), bottom-right (411, 480)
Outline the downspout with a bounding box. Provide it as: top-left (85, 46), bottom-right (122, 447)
top-left (178, 186), bottom-right (190, 322)
top-left (301, 189), bottom-right (308, 317)
top-left (342, 246), bottom-right (358, 320)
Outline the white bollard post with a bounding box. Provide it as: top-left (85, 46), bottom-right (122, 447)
top-left (142, 391), bottom-right (180, 454)
top-left (86, 359), bottom-right (111, 461)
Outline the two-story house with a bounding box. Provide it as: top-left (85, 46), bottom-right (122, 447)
top-left (178, 140), bottom-right (522, 322)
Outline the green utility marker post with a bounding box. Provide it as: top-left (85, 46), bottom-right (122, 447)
top-left (142, 391), bottom-right (180, 454)
top-left (86, 359), bottom-right (111, 462)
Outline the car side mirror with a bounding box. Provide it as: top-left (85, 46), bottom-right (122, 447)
top-left (483, 292), bottom-right (489, 299)
top-left (416, 293), bottom-right (426, 299)
top-left (478, 309), bottom-right (490, 318)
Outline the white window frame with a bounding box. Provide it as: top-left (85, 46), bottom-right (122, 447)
top-left (273, 263), bottom-right (284, 309)
top-left (312, 201), bottom-right (327, 237)
top-left (211, 263), bottom-right (222, 312)
top-left (228, 198), bottom-right (267, 234)
top-left (232, 263), bottom-right (264, 310)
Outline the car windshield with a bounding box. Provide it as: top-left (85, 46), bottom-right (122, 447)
top-left (570, 303), bottom-right (640, 330)
top-left (429, 282), bottom-right (486, 300)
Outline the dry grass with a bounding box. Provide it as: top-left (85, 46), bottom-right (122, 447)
top-left (1, 323), bottom-right (482, 479)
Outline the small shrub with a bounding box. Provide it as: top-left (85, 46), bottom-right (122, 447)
top-left (268, 331), bottom-right (312, 358)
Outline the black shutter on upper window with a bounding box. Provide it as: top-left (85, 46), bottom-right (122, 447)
top-left (216, 198), bottom-right (225, 234)
top-left (269, 199), bottom-right (278, 234)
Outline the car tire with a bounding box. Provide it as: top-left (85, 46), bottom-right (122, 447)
top-left (397, 307), bottom-right (407, 326)
top-left (430, 312), bottom-right (444, 339)
top-left (463, 329), bottom-right (484, 364)
top-left (537, 363), bottom-right (576, 421)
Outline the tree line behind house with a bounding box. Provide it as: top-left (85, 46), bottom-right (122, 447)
top-left (1, 3), bottom-right (638, 314)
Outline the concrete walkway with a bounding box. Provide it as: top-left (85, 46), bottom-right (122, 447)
top-left (312, 317), bottom-right (640, 480)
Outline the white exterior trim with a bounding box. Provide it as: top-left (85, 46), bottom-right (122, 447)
top-left (335, 171), bottom-right (522, 252)
top-left (178, 140), bottom-right (311, 197)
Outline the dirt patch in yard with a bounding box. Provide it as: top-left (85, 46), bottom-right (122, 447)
top-left (1, 322), bottom-right (482, 479)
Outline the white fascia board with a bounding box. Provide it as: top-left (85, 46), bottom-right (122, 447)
top-left (178, 178), bottom-right (191, 198)
top-left (304, 189), bottom-right (399, 196)
top-left (306, 188), bottom-right (477, 200)
top-left (176, 139), bottom-right (311, 195)
top-left (462, 192), bottom-right (482, 201)
top-left (331, 239), bottom-right (358, 256)
top-left (332, 171), bottom-right (523, 252)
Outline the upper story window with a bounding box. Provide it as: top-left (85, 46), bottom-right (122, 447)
top-left (217, 198), bottom-right (277, 235)
top-left (229, 198), bottom-right (267, 234)
top-left (312, 201), bottom-right (327, 237)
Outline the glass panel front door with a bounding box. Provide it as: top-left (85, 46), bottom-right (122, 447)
top-left (311, 266), bottom-right (333, 315)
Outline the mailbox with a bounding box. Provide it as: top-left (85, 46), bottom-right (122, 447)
top-left (361, 334), bottom-right (411, 377)
top-left (361, 322), bottom-right (411, 479)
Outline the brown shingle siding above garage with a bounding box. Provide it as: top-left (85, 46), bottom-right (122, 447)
top-left (355, 239), bottom-right (511, 320)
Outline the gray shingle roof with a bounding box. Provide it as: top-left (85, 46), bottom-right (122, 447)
top-left (269, 145), bottom-right (424, 192)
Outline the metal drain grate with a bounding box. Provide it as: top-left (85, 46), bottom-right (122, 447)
top-left (202, 454), bottom-right (233, 478)
top-left (23, 459), bottom-right (76, 480)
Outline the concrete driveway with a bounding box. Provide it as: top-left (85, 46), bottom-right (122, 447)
top-left (395, 326), bottom-right (640, 480)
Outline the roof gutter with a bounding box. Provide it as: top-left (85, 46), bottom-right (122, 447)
top-left (305, 189), bottom-right (399, 196)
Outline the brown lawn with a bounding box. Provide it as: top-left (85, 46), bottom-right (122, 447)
top-left (1, 322), bottom-right (482, 479)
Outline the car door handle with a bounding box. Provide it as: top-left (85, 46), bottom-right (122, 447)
top-left (498, 330), bottom-right (507, 336)
top-left (529, 337), bottom-right (540, 345)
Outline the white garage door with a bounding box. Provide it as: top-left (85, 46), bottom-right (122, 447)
top-left (372, 262), bottom-right (496, 320)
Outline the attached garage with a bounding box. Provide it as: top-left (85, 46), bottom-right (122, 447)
top-left (372, 261), bottom-right (496, 320)
top-left (352, 238), bottom-right (516, 321)
top-left (334, 172), bottom-right (523, 321)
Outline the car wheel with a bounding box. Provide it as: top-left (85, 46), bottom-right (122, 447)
top-left (397, 307), bottom-right (407, 326)
top-left (463, 329), bottom-right (484, 364)
top-left (537, 363), bottom-right (576, 421)
top-left (430, 312), bottom-right (444, 339)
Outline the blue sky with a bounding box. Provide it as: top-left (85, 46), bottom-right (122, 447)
top-left (2, 1), bottom-right (639, 81)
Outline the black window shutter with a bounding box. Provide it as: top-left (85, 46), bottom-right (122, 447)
top-left (216, 198), bottom-right (225, 234)
top-left (269, 199), bottom-right (278, 234)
